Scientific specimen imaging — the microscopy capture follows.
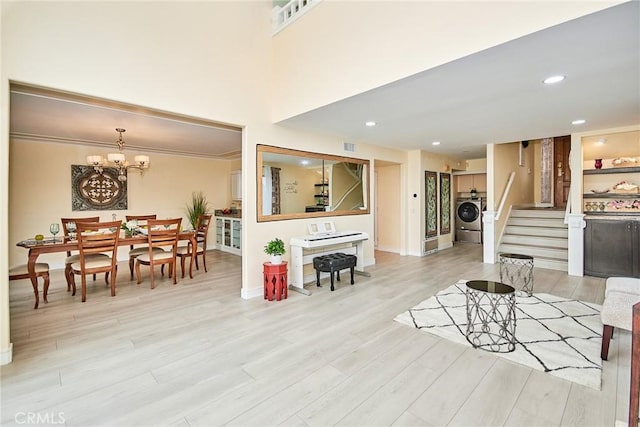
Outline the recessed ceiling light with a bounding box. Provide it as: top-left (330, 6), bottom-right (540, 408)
top-left (572, 119), bottom-right (586, 125)
top-left (543, 75), bottom-right (565, 84)
top-left (365, 121), bottom-right (376, 127)
top-left (432, 141), bottom-right (441, 146)
top-left (300, 160), bottom-right (309, 165)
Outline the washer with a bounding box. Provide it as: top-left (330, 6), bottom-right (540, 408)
top-left (456, 198), bottom-right (486, 243)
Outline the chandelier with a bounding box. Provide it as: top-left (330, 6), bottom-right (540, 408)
top-left (86, 128), bottom-right (150, 181)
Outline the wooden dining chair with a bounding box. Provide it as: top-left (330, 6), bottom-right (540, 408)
top-left (70, 220), bottom-right (121, 303)
top-left (61, 216), bottom-right (107, 290)
top-left (135, 218), bottom-right (182, 289)
top-left (125, 214), bottom-right (160, 280)
top-left (176, 214), bottom-right (212, 278)
top-left (9, 263), bottom-right (50, 309)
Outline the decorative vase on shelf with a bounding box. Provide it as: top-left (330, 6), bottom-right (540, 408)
top-left (594, 159), bottom-right (603, 169)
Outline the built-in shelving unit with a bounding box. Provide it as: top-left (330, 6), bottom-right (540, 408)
top-left (583, 166), bottom-right (640, 175)
top-left (313, 183), bottom-right (329, 206)
top-left (584, 193), bottom-right (640, 199)
top-left (583, 164), bottom-right (639, 216)
top-left (582, 132), bottom-right (640, 279)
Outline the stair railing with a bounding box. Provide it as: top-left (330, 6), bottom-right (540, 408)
top-left (272, 0), bottom-right (321, 34)
top-left (495, 171), bottom-right (515, 221)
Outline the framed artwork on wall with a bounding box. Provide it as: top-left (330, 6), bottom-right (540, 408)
top-left (425, 171), bottom-right (438, 238)
top-left (71, 165), bottom-right (128, 211)
top-left (439, 172), bottom-right (451, 235)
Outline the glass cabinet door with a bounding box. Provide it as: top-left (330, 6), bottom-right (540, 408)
top-left (232, 219), bottom-right (241, 250)
top-left (223, 218), bottom-right (231, 246)
top-left (215, 218), bottom-right (223, 245)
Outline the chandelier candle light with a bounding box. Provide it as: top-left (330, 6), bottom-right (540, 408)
top-left (87, 128), bottom-right (150, 181)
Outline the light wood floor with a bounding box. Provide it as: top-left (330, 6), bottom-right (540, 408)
top-left (1, 245), bottom-right (633, 427)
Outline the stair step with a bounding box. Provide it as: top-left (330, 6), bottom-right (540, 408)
top-left (504, 225), bottom-right (568, 238)
top-left (510, 209), bottom-right (565, 219)
top-left (498, 243), bottom-right (568, 260)
top-left (501, 234), bottom-right (568, 248)
top-left (533, 258), bottom-right (568, 272)
top-left (507, 217), bottom-right (567, 228)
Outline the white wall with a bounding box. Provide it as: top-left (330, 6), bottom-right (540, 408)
top-left (271, 1), bottom-right (622, 121)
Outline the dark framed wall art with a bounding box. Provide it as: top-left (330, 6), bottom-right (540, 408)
top-left (439, 172), bottom-right (451, 235)
top-left (71, 165), bottom-right (128, 211)
top-left (425, 171), bottom-right (438, 238)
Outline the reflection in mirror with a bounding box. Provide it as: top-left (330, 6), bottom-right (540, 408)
top-left (257, 145), bottom-right (370, 222)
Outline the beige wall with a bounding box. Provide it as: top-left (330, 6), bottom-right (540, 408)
top-left (9, 139), bottom-right (233, 268)
top-left (582, 130), bottom-right (640, 161)
top-left (420, 151), bottom-right (466, 251)
top-left (274, 163), bottom-right (318, 214)
top-left (271, 1), bottom-right (621, 121)
top-left (375, 164), bottom-right (401, 253)
top-left (492, 142), bottom-right (535, 241)
top-left (465, 158), bottom-right (487, 172)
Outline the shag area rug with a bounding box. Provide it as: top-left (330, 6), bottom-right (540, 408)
top-left (394, 280), bottom-right (603, 390)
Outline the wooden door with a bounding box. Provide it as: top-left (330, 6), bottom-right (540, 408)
top-left (553, 135), bottom-right (571, 208)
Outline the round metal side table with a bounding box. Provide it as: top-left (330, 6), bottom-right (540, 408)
top-left (465, 280), bottom-right (516, 353)
top-left (499, 253), bottom-right (534, 297)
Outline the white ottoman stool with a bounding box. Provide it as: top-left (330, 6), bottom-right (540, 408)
top-left (601, 277), bottom-right (640, 360)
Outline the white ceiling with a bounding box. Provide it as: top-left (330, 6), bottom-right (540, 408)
top-left (9, 2), bottom-right (639, 161)
top-left (10, 85), bottom-right (243, 159)
top-left (278, 2), bottom-right (639, 159)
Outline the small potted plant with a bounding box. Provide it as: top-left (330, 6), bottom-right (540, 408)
top-left (470, 187), bottom-right (478, 199)
top-left (264, 237), bottom-right (286, 265)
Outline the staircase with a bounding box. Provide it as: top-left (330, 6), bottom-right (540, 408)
top-left (498, 208), bottom-right (568, 272)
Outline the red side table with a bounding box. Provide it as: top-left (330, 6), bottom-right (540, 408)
top-left (263, 261), bottom-right (288, 301)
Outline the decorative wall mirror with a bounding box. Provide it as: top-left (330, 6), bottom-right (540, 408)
top-left (256, 145), bottom-right (370, 222)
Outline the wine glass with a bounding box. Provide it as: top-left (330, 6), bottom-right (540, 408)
top-left (67, 221), bottom-right (77, 240)
top-left (50, 223), bottom-right (60, 242)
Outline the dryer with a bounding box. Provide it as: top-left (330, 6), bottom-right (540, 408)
top-left (456, 198), bottom-right (485, 243)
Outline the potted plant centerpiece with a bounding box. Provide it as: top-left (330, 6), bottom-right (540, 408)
top-left (186, 191), bottom-right (210, 230)
top-left (264, 237), bottom-right (286, 265)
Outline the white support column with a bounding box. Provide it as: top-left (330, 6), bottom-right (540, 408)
top-left (567, 213), bottom-right (586, 276)
top-left (483, 210), bottom-right (496, 264)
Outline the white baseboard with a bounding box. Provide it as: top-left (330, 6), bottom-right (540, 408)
top-left (0, 343), bottom-right (13, 365)
top-left (241, 286), bottom-right (264, 300)
top-left (241, 257), bottom-right (376, 300)
top-left (375, 245), bottom-right (400, 254)
top-left (439, 241), bottom-right (454, 250)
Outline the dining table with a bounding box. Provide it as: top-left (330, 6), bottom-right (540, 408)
top-left (16, 230), bottom-right (198, 308)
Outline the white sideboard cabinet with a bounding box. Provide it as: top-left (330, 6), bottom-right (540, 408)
top-left (215, 216), bottom-right (241, 255)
